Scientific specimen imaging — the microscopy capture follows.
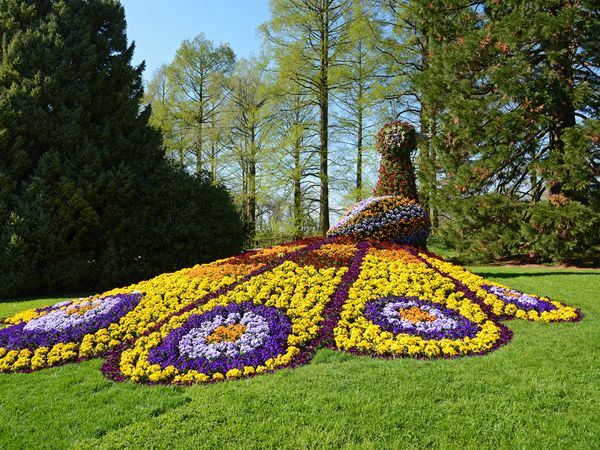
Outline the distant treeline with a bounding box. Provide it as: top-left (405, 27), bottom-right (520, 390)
top-left (145, 0), bottom-right (599, 263)
top-left (0, 0), bottom-right (598, 300)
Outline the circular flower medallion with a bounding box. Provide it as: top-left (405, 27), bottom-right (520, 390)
top-left (364, 296), bottom-right (480, 340)
top-left (482, 285), bottom-right (558, 313)
top-left (147, 302), bottom-right (292, 375)
top-left (0, 293), bottom-right (142, 350)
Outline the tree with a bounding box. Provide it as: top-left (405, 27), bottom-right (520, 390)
top-left (414, 1), bottom-right (599, 198)
top-left (407, 0), bottom-right (600, 261)
top-left (269, 81), bottom-right (320, 238)
top-left (225, 58), bottom-right (274, 240)
top-left (0, 0), bottom-right (246, 296)
top-left (166, 34), bottom-right (235, 175)
top-left (262, 0), bottom-right (352, 234)
top-left (371, 0), bottom-right (442, 226)
top-left (145, 65), bottom-right (189, 166)
top-left (335, 0), bottom-right (384, 202)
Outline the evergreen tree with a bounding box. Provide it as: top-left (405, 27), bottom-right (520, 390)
top-left (0, 0), bottom-right (246, 296)
top-left (406, 0), bottom-right (599, 261)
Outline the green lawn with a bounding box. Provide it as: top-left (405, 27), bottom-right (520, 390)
top-left (1, 267), bottom-right (598, 449)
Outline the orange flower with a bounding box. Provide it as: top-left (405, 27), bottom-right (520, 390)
top-left (206, 324), bottom-right (247, 344)
top-left (399, 306), bottom-right (436, 323)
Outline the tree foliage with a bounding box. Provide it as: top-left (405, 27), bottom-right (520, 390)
top-left (262, 0), bottom-right (354, 233)
top-left (144, 34), bottom-right (235, 175)
top-left (0, 0), bottom-right (246, 297)
top-left (144, 1), bottom-right (599, 263)
top-left (391, 0), bottom-right (600, 262)
top-left (225, 58), bottom-right (275, 240)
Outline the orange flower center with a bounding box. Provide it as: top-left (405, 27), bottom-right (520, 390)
top-left (206, 324), bottom-right (247, 343)
top-left (65, 304), bottom-right (95, 315)
top-left (505, 291), bottom-right (521, 298)
top-left (399, 306), bottom-right (436, 323)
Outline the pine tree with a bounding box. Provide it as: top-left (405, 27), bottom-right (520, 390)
top-left (409, 0), bottom-right (600, 261)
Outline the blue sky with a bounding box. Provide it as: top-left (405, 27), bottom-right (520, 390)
top-left (120, 0), bottom-right (271, 81)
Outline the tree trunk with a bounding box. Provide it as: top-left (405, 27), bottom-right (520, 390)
top-left (293, 134), bottom-right (303, 238)
top-left (547, 2), bottom-right (576, 198)
top-left (356, 47), bottom-right (363, 203)
top-left (195, 86), bottom-right (204, 175)
top-left (241, 146), bottom-right (248, 225)
top-left (428, 109), bottom-right (438, 228)
top-left (319, 2), bottom-right (330, 234)
top-left (548, 96), bottom-right (576, 196)
top-left (195, 119), bottom-right (203, 175)
top-left (248, 128), bottom-right (257, 241)
top-left (420, 31), bottom-right (438, 228)
top-left (211, 138), bottom-right (217, 182)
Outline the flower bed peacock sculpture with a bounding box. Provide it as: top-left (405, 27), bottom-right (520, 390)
top-left (0, 121), bottom-right (582, 384)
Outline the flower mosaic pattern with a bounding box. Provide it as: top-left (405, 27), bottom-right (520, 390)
top-left (417, 252), bottom-right (581, 322)
top-left (331, 196), bottom-right (390, 231)
top-left (364, 297), bottom-right (480, 340)
top-left (111, 247), bottom-right (352, 384)
top-left (0, 294), bottom-right (141, 351)
top-left (0, 114), bottom-right (582, 383)
top-left (0, 237), bottom-right (582, 382)
top-left (482, 285), bottom-right (558, 313)
top-left (334, 245), bottom-right (508, 358)
top-left (0, 238), bottom-right (320, 372)
top-left (147, 302), bottom-right (292, 375)
top-left (373, 121), bottom-right (419, 200)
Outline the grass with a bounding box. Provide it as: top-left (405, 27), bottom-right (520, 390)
top-left (1, 267), bottom-right (599, 449)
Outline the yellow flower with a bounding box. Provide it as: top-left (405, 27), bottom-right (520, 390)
top-left (226, 368), bottom-right (242, 378)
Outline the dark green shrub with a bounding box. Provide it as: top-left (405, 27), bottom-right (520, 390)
top-left (521, 200), bottom-right (600, 262)
top-left (436, 194), bottom-right (527, 263)
top-left (436, 195), bottom-right (600, 264)
top-left (1, 159), bottom-right (246, 297)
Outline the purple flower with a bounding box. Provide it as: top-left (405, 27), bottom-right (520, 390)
top-left (178, 310), bottom-right (269, 360)
top-left (330, 196), bottom-right (393, 232)
top-left (0, 293), bottom-right (142, 350)
top-left (482, 285), bottom-right (558, 313)
top-left (147, 301), bottom-right (292, 375)
top-left (364, 296), bottom-right (480, 340)
top-left (328, 197), bottom-right (429, 246)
